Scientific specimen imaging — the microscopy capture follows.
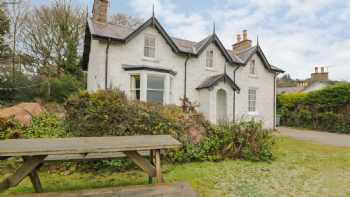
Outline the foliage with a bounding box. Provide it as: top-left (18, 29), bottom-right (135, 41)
top-left (0, 5), bottom-right (10, 57)
top-left (22, 0), bottom-right (86, 78)
top-left (0, 112), bottom-right (67, 140)
top-left (64, 90), bottom-right (206, 138)
top-left (49, 74), bottom-right (83, 103)
top-left (168, 121), bottom-right (275, 162)
top-left (65, 90), bottom-right (274, 163)
top-left (0, 73), bottom-right (82, 104)
top-left (277, 83), bottom-right (350, 133)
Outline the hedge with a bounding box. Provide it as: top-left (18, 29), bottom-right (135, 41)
top-left (277, 83), bottom-right (350, 133)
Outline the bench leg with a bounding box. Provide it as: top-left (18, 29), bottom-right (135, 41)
top-left (0, 156), bottom-right (46, 193)
top-left (148, 150), bottom-right (154, 184)
top-left (155, 149), bottom-right (164, 183)
top-left (29, 170), bottom-right (42, 193)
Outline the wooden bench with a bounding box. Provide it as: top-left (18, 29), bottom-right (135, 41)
top-left (7, 183), bottom-right (198, 197)
top-left (0, 135), bottom-right (182, 193)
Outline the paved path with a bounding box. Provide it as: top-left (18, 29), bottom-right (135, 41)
top-left (277, 127), bottom-right (350, 147)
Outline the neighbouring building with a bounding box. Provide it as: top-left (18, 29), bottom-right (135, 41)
top-left (82, 0), bottom-right (284, 128)
top-left (277, 66), bottom-right (330, 94)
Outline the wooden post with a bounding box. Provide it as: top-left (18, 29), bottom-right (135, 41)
top-left (155, 149), bottom-right (163, 183)
top-left (148, 150), bottom-right (154, 184)
top-left (28, 170), bottom-right (42, 193)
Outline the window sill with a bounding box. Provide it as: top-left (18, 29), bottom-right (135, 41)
top-left (249, 74), bottom-right (258, 78)
top-left (142, 57), bottom-right (159, 63)
top-left (248, 111), bottom-right (259, 116)
top-left (206, 67), bottom-right (216, 72)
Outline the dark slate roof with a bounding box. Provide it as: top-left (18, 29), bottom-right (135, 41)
top-left (122, 64), bottom-right (177, 75)
top-left (86, 17), bottom-right (241, 64)
top-left (235, 45), bottom-right (285, 73)
top-left (196, 74), bottom-right (240, 91)
top-left (84, 17), bottom-right (284, 73)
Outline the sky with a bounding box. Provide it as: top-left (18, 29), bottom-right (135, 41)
top-left (32, 0), bottom-right (350, 81)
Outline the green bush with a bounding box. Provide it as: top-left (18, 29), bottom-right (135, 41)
top-left (64, 90), bottom-right (206, 138)
top-left (168, 121), bottom-right (275, 162)
top-left (0, 112), bottom-right (68, 139)
top-left (65, 90), bottom-right (275, 166)
top-left (277, 83), bottom-right (350, 133)
top-left (49, 75), bottom-right (83, 103)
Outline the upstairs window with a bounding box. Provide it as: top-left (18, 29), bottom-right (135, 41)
top-left (144, 35), bottom-right (156, 58)
top-left (249, 60), bottom-right (256, 75)
top-left (147, 75), bottom-right (165, 104)
top-left (130, 74), bottom-right (141, 100)
top-left (248, 88), bottom-right (257, 112)
top-left (206, 49), bottom-right (214, 68)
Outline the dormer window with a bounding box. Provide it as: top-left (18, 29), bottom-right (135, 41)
top-left (249, 60), bottom-right (256, 75)
top-left (206, 49), bottom-right (214, 68)
top-left (144, 35), bottom-right (156, 58)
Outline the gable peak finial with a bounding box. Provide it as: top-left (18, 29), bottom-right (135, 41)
top-left (213, 21), bottom-right (216, 35)
top-left (152, 3), bottom-right (155, 17)
top-left (257, 35), bottom-right (259, 46)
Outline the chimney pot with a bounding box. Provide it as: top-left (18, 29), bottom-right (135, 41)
top-left (315, 67), bottom-right (318, 73)
top-left (243, 30), bottom-right (248, 40)
top-left (236, 34), bottom-right (241, 43)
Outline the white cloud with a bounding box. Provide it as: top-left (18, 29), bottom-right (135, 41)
top-left (126, 0), bottom-right (350, 81)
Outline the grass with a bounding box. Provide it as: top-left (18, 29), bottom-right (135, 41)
top-left (1, 137), bottom-right (350, 197)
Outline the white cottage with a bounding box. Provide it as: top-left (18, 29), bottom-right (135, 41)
top-left (82, 0), bottom-right (284, 128)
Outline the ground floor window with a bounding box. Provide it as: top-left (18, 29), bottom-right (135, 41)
top-left (248, 88), bottom-right (257, 112)
top-left (147, 75), bottom-right (165, 104)
top-left (130, 74), bottom-right (141, 100)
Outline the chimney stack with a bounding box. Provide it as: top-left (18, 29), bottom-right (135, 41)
top-left (311, 66), bottom-right (329, 83)
top-left (232, 30), bottom-right (252, 54)
top-left (93, 0), bottom-right (109, 23)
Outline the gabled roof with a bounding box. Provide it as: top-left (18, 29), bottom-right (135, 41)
top-left (85, 16), bottom-right (243, 64)
top-left (235, 45), bottom-right (284, 73)
top-left (196, 74), bottom-right (240, 91)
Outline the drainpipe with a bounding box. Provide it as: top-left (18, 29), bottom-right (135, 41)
top-left (105, 38), bottom-right (111, 90)
top-left (233, 65), bottom-right (240, 122)
top-left (183, 55), bottom-right (190, 111)
top-left (273, 73), bottom-right (277, 130)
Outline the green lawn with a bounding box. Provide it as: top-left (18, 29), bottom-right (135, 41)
top-left (2, 137), bottom-right (350, 197)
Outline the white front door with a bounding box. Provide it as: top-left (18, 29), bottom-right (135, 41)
top-left (216, 89), bottom-right (227, 123)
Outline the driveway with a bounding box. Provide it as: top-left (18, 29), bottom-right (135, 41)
top-left (277, 127), bottom-right (350, 147)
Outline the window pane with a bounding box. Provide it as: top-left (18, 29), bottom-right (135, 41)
top-left (130, 75), bottom-right (141, 100)
top-left (248, 89), bottom-right (256, 112)
top-left (147, 75), bottom-right (164, 89)
top-left (147, 90), bottom-right (163, 104)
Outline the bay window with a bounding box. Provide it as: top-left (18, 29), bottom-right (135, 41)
top-left (147, 75), bottom-right (165, 104)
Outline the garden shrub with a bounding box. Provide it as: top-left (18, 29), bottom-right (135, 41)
top-left (278, 83), bottom-right (350, 133)
top-left (167, 121), bottom-right (275, 162)
top-left (49, 75), bottom-right (83, 103)
top-left (65, 90), bottom-right (275, 165)
top-left (0, 112), bottom-right (68, 139)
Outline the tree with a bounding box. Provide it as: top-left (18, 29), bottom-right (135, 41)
top-left (0, 4), bottom-right (10, 58)
top-left (5, 0), bottom-right (28, 82)
top-left (22, 0), bottom-right (86, 78)
top-left (109, 13), bottom-right (143, 29)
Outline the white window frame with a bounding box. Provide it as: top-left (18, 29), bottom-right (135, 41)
top-left (146, 74), bottom-right (165, 104)
top-left (249, 60), bottom-right (256, 75)
top-left (129, 74), bottom-right (141, 101)
top-left (248, 88), bottom-right (257, 113)
top-left (169, 76), bottom-right (174, 104)
top-left (206, 49), bottom-right (214, 68)
top-left (144, 35), bottom-right (156, 59)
